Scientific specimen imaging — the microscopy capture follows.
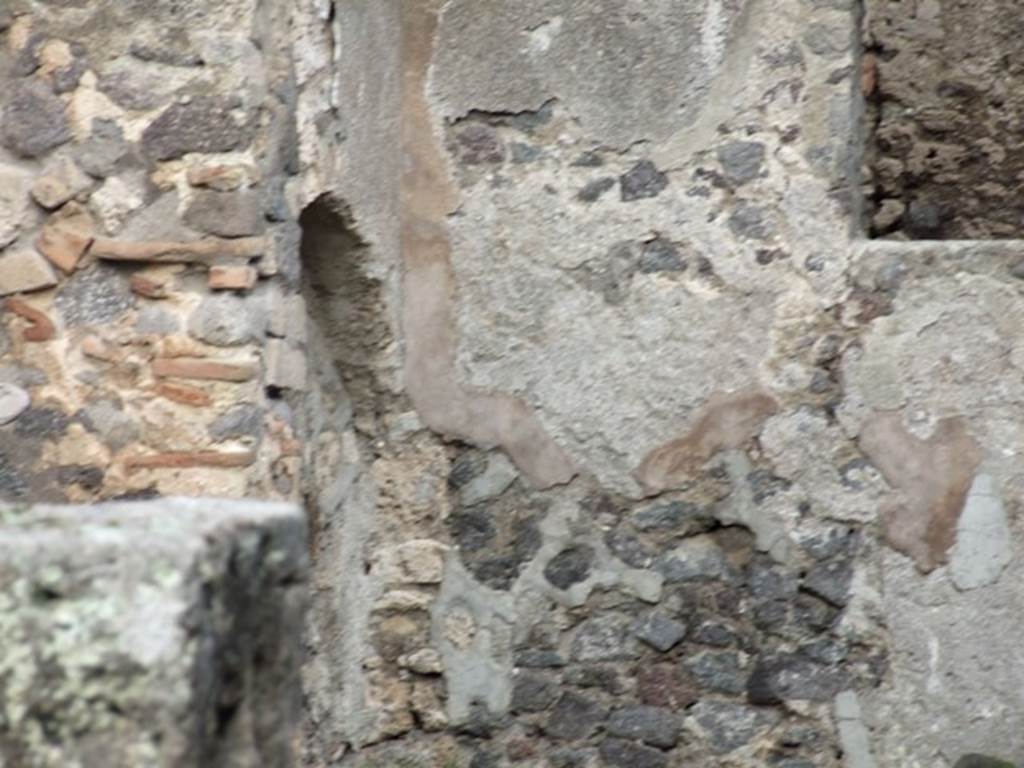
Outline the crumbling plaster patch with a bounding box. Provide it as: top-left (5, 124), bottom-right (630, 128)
top-left (399, 0), bottom-right (575, 488)
top-left (432, 0), bottom-right (863, 496)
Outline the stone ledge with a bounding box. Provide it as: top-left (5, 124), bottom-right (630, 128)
top-left (0, 498), bottom-right (308, 768)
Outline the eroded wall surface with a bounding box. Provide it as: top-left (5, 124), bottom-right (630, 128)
top-left (864, 0), bottom-right (1024, 239)
top-left (1, 1), bottom-right (1023, 767)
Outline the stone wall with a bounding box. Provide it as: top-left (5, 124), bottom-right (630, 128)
top-left (864, 0), bottom-right (1024, 239)
top-left (0, 498), bottom-right (307, 767)
top-left (2, 1), bottom-right (1023, 767)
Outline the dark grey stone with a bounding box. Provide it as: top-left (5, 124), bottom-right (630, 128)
top-left (511, 671), bottom-right (560, 713)
top-left (620, 160), bottom-right (669, 202)
top-left (208, 404), bottom-right (264, 442)
top-left (638, 238), bottom-right (687, 273)
top-left (691, 700), bottom-right (780, 754)
top-left (684, 651), bottom-right (748, 695)
top-left (0, 365), bottom-right (47, 388)
top-left (1, 80), bottom-right (72, 158)
top-left (455, 124), bottom-right (504, 164)
top-left (605, 705), bottom-right (680, 749)
top-left (55, 264), bottom-right (134, 327)
top-left (543, 545), bottom-right (594, 590)
top-left (457, 701), bottom-right (504, 738)
top-left (77, 400), bottom-right (139, 451)
top-left (747, 557), bottom-right (799, 601)
top-left (14, 407), bottom-right (70, 439)
top-left (631, 500), bottom-right (711, 533)
top-left (747, 653), bottom-right (847, 704)
top-left (12, 32), bottom-right (45, 76)
top-left (717, 141), bottom-right (766, 185)
top-left (599, 739), bottom-right (668, 768)
top-left (571, 151), bottom-right (604, 167)
top-left (633, 612), bottom-right (687, 652)
top-left (74, 119), bottom-right (130, 179)
top-left (448, 508), bottom-right (495, 552)
top-left (801, 527), bottom-right (859, 560)
top-left (513, 649), bottom-right (566, 668)
top-left (142, 97), bottom-right (250, 161)
top-left (728, 202), bottom-right (775, 240)
top-left (549, 749), bottom-right (592, 768)
top-left (544, 692), bottom-right (605, 742)
top-left (0, 450), bottom-right (28, 499)
top-left (605, 528), bottom-right (655, 569)
top-left (570, 615), bottom-right (639, 662)
top-left (187, 294), bottom-right (266, 347)
top-left (753, 599), bottom-right (789, 631)
top-left (792, 593), bottom-right (839, 632)
top-left (747, 469), bottom-right (792, 503)
top-left (690, 620), bottom-right (738, 647)
top-left (52, 46), bottom-right (88, 93)
top-left (184, 189), bottom-right (265, 237)
top-left (448, 449), bottom-right (488, 489)
top-left (577, 177), bottom-right (615, 202)
top-left (270, 220), bottom-right (303, 289)
top-left (564, 665), bottom-right (626, 694)
top-left (55, 464), bottom-right (104, 491)
top-left (780, 724), bottom-right (824, 748)
top-left (798, 637), bottom-right (849, 665)
top-left (801, 560), bottom-right (853, 607)
top-left (904, 200), bottom-right (944, 239)
top-left (468, 750), bottom-right (499, 768)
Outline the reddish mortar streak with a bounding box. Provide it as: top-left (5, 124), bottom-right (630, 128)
top-left (859, 412), bottom-right (982, 573)
top-left (634, 387), bottom-right (779, 494)
top-left (398, 1), bottom-right (575, 489)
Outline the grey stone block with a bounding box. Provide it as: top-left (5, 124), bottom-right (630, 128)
top-left (0, 498), bottom-right (308, 768)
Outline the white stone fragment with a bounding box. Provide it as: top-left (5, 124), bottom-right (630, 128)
top-left (0, 383), bottom-right (30, 425)
top-left (950, 473), bottom-right (1012, 591)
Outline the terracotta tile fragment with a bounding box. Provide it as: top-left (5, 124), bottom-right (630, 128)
top-left (125, 450), bottom-right (256, 471)
top-left (130, 273), bottom-right (171, 299)
top-left (635, 387), bottom-right (779, 493)
top-left (90, 236), bottom-right (265, 264)
top-left (36, 223), bottom-right (91, 273)
top-left (859, 412), bottom-right (982, 572)
top-left (861, 53), bottom-right (878, 98)
top-left (208, 265), bottom-right (257, 290)
top-left (155, 382), bottom-right (213, 407)
top-left (5, 297), bottom-right (56, 341)
top-left (81, 334), bottom-right (119, 361)
top-left (151, 356), bottom-right (256, 382)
